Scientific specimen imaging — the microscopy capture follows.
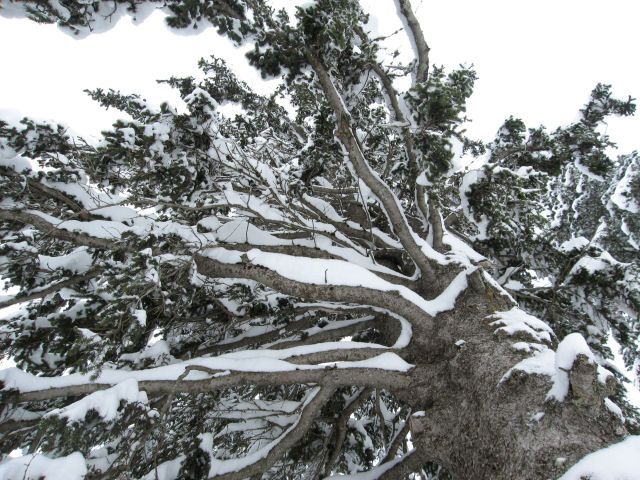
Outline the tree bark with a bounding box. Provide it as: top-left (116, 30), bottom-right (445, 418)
top-left (389, 287), bottom-right (626, 480)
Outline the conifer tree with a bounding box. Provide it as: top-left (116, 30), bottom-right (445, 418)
top-left (0, 1), bottom-right (638, 479)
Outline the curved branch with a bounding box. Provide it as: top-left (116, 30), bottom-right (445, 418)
top-left (194, 252), bottom-right (434, 331)
top-left (287, 347), bottom-right (393, 365)
top-left (0, 209), bottom-right (120, 251)
top-left (0, 271), bottom-right (98, 309)
top-left (381, 412), bottom-right (411, 464)
top-left (210, 385), bottom-right (336, 480)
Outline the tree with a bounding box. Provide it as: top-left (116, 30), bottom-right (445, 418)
top-left (0, 1), bottom-right (639, 479)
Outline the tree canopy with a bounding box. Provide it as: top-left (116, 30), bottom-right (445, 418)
top-left (0, 1), bottom-right (639, 479)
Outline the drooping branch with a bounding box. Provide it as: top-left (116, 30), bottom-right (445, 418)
top-left (2, 168), bottom-right (92, 219)
top-left (210, 385), bottom-right (337, 480)
top-left (380, 410), bottom-right (411, 464)
top-left (0, 209), bottom-right (120, 251)
top-left (271, 316), bottom-right (385, 350)
top-left (304, 49), bottom-right (438, 288)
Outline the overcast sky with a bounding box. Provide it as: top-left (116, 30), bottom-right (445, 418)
top-left (0, 0), bottom-right (638, 154)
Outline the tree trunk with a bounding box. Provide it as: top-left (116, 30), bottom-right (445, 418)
top-left (391, 276), bottom-right (625, 479)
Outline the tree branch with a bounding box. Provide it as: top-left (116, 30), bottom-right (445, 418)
top-left (0, 209), bottom-right (120, 251)
top-left (0, 271), bottom-right (98, 309)
top-left (304, 49), bottom-right (438, 287)
top-left (210, 385), bottom-right (337, 480)
top-left (381, 410), bottom-right (411, 464)
top-left (6, 366), bottom-right (411, 404)
top-left (194, 252), bottom-right (433, 331)
top-left (396, 0), bottom-right (430, 85)
top-left (322, 387), bottom-right (373, 477)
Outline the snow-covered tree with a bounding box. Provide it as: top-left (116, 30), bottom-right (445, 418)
top-left (1, 1), bottom-right (639, 479)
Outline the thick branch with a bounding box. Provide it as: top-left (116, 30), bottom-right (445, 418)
top-left (0, 209), bottom-right (119, 251)
top-left (287, 347), bottom-right (393, 365)
top-left (304, 50), bottom-right (437, 286)
top-left (377, 450), bottom-right (423, 480)
top-left (272, 316), bottom-right (382, 350)
top-left (428, 203), bottom-right (444, 252)
top-left (194, 252), bottom-right (433, 331)
top-left (8, 368), bottom-right (411, 404)
top-left (311, 186), bottom-right (358, 195)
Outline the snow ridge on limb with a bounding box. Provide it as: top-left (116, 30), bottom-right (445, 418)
top-left (0, 451), bottom-right (87, 480)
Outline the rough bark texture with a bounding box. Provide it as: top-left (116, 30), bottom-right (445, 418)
top-left (394, 288), bottom-right (625, 479)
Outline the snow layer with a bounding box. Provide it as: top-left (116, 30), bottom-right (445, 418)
top-left (555, 333), bottom-right (595, 371)
top-left (489, 307), bottom-right (554, 344)
top-left (558, 435), bottom-right (640, 480)
top-left (204, 247), bottom-right (470, 318)
top-left (0, 452), bottom-right (87, 480)
top-left (38, 247), bottom-right (92, 273)
top-left (323, 451), bottom-right (410, 479)
top-left (46, 378), bottom-right (148, 422)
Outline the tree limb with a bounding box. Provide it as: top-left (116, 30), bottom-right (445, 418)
top-left (304, 49), bottom-right (438, 287)
top-left (194, 252), bottom-right (433, 331)
top-left (6, 368), bottom-right (412, 404)
top-left (322, 387), bottom-right (373, 477)
top-left (0, 209), bottom-right (120, 251)
top-left (396, 0), bottom-right (430, 85)
top-left (210, 385), bottom-right (336, 480)
top-left (0, 271), bottom-right (98, 309)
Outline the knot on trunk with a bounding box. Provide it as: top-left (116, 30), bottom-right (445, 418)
top-left (567, 354), bottom-right (615, 408)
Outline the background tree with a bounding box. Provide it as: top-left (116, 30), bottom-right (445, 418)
top-left (0, 1), bottom-right (638, 479)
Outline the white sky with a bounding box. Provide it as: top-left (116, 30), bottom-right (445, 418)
top-left (0, 0), bottom-right (638, 154)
